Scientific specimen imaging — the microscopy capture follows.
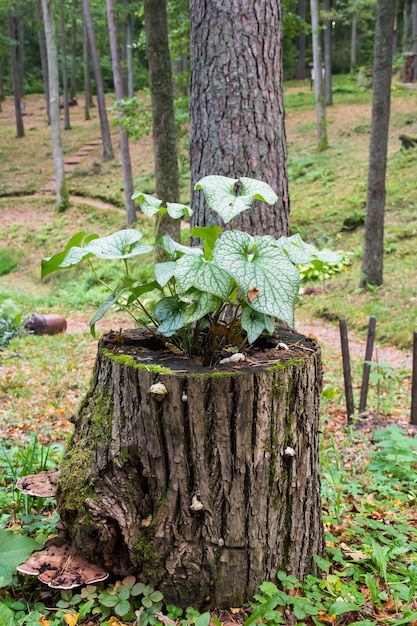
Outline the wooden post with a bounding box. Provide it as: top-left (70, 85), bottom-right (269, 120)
top-left (411, 332), bottom-right (417, 425)
top-left (359, 316), bottom-right (377, 414)
top-left (339, 319), bottom-right (355, 423)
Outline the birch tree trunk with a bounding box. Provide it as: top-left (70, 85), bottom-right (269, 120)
top-left (56, 327), bottom-right (324, 609)
top-left (41, 0), bottom-right (70, 211)
top-left (310, 0), bottom-right (328, 151)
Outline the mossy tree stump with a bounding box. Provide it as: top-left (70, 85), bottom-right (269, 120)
top-left (56, 327), bottom-right (324, 608)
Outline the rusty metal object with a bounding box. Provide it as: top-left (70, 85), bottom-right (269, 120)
top-left (25, 313), bottom-right (67, 335)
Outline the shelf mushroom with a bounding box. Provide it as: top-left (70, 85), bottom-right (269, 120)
top-left (17, 537), bottom-right (109, 589)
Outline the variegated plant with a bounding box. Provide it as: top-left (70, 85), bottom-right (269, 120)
top-left (41, 175), bottom-right (342, 361)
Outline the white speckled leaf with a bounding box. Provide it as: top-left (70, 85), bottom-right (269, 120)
top-left (154, 262), bottom-right (176, 286)
top-left (194, 175), bottom-right (277, 224)
top-left (156, 234), bottom-right (203, 259)
top-left (241, 306), bottom-right (271, 344)
top-left (61, 229), bottom-right (152, 264)
top-left (133, 193), bottom-right (163, 217)
top-left (184, 291), bottom-right (220, 324)
top-left (213, 231), bottom-right (299, 325)
top-left (175, 255), bottom-right (231, 299)
top-left (166, 202), bottom-right (193, 219)
top-left (155, 296), bottom-right (186, 336)
top-left (277, 233), bottom-right (343, 265)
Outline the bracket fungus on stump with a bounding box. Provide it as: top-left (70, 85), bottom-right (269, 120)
top-left (16, 471), bottom-right (108, 589)
top-left (52, 326), bottom-right (324, 608)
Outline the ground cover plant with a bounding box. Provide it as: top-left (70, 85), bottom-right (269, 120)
top-left (1, 74), bottom-right (417, 623)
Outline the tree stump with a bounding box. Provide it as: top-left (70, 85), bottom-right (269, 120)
top-left (56, 327), bottom-right (324, 608)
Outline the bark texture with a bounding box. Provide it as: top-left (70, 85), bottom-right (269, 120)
top-left (189, 0), bottom-right (289, 238)
top-left (144, 0), bottom-right (180, 242)
top-left (57, 328), bottom-right (324, 608)
top-left (360, 0), bottom-right (396, 287)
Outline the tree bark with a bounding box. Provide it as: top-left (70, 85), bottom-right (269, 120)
top-left (144, 0), bottom-right (180, 242)
top-left (41, 0), bottom-right (70, 210)
top-left (7, 12), bottom-right (25, 138)
top-left (70, 0), bottom-right (78, 103)
top-left (83, 0), bottom-right (114, 159)
top-left (323, 0), bottom-right (333, 106)
top-left (36, 0), bottom-right (50, 124)
top-left (60, 2), bottom-right (71, 131)
top-left (310, 0), bottom-right (328, 151)
top-left (106, 0), bottom-right (136, 225)
top-left (360, 0), bottom-right (396, 287)
top-left (412, 0), bottom-right (417, 79)
top-left (297, 0), bottom-right (307, 80)
top-left (56, 328), bottom-right (324, 609)
top-left (189, 0), bottom-right (290, 238)
top-left (350, 12), bottom-right (357, 74)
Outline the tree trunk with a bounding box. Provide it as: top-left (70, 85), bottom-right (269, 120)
top-left (83, 0), bottom-right (114, 159)
top-left (36, 0), bottom-right (50, 124)
top-left (350, 12), bottom-right (357, 74)
top-left (403, 0), bottom-right (410, 53)
top-left (189, 0), bottom-right (290, 238)
top-left (83, 18), bottom-right (91, 121)
top-left (297, 0), bottom-right (307, 80)
top-left (56, 327), bottom-right (324, 609)
top-left (60, 2), bottom-right (72, 131)
top-left (323, 0), bottom-right (333, 106)
top-left (360, 0), bottom-right (396, 287)
top-left (412, 0), bottom-right (417, 79)
top-left (126, 12), bottom-right (134, 99)
top-left (7, 12), bottom-right (25, 138)
top-left (144, 0), bottom-right (180, 242)
top-left (41, 0), bottom-right (70, 211)
top-left (70, 0), bottom-right (78, 103)
top-left (310, 0), bottom-right (328, 151)
top-left (106, 0), bottom-right (136, 225)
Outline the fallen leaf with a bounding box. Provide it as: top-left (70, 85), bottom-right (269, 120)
top-left (63, 613), bottom-right (79, 626)
top-left (247, 287), bottom-right (260, 302)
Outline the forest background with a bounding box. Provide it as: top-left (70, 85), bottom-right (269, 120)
top-left (2, 0), bottom-right (417, 625)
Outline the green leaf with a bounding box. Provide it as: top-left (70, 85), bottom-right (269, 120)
top-left (175, 254), bottom-right (231, 299)
top-left (166, 202), bottom-right (193, 219)
top-left (126, 281), bottom-right (161, 305)
top-left (156, 234), bottom-right (203, 259)
top-left (90, 291), bottom-right (124, 336)
top-left (131, 581), bottom-right (146, 596)
top-left (184, 290), bottom-right (220, 325)
top-left (0, 529), bottom-right (40, 588)
top-left (78, 229), bottom-right (152, 260)
top-left (149, 590), bottom-right (163, 602)
top-left (277, 233), bottom-right (343, 266)
top-left (191, 225), bottom-right (222, 259)
top-left (195, 175), bottom-right (278, 224)
top-left (327, 600), bottom-right (363, 616)
top-left (133, 192), bottom-right (163, 216)
top-left (0, 603), bottom-right (14, 626)
top-left (213, 231), bottom-right (299, 325)
top-left (241, 305), bottom-right (272, 344)
top-left (259, 581), bottom-right (279, 596)
top-left (41, 231), bottom-right (93, 278)
top-left (115, 599), bottom-right (131, 616)
top-left (155, 296), bottom-right (186, 336)
top-left (195, 612), bottom-right (211, 626)
top-left (99, 594), bottom-right (119, 607)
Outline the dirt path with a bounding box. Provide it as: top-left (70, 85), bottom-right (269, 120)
top-left (295, 318), bottom-right (413, 371)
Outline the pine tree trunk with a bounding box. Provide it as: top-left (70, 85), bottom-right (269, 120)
top-left (57, 327), bottom-right (324, 609)
top-left (189, 0), bottom-right (289, 239)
